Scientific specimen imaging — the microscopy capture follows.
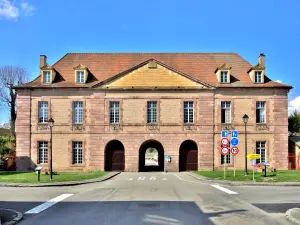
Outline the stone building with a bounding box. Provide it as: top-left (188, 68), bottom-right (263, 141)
top-left (15, 53), bottom-right (292, 172)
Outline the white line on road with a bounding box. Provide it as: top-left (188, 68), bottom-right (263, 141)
top-left (150, 177), bottom-right (156, 180)
top-left (128, 178), bottom-right (133, 180)
top-left (173, 173), bottom-right (203, 184)
top-left (138, 176), bottom-right (146, 180)
top-left (211, 184), bottom-right (238, 195)
top-left (25, 194), bottom-right (74, 214)
top-left (162, 178), bottom-right (167, 180)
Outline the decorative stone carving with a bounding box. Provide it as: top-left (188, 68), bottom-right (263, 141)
top-left (184, 124), bottom-right (196, 131)
top-left (147, 124), bottom-right (159, 130)
top-left (256, 124), bottom-right (269, 131)
top-left (72, 124), bottom-right (85, 131)
top-left (37, 124), bottom-right (49, 131)
top-left (110, 124), bottom-right (122, 131)
top-left (221, 123), bottom-right (234, 130)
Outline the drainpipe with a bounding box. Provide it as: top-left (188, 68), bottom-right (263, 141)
top-left (29, 90), bottom-right (32, 168)
top-left (212, 90), bottom-right (215, 171)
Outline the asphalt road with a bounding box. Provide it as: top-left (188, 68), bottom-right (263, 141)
top-left (0, 172), bottom-right (296, 225)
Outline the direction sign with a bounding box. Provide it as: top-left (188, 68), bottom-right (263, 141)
top-left (221, 138), bottom-right (229, 147)
top-left (230, 146), bottom-right (239, 155)
top-left (221, 130), bottom-right (228, 138)
top-left (247, 154), bottom-right (260, 159)
top-left (232, 130), bottom-right (238, 138)
top-left (230, 137), bottom-right (239, 146)
top-left (221, 147), bottom-right (229, 155)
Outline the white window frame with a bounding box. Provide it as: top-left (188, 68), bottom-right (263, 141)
top-left (220, 71), bottom-right (228, 83)
top-left (38, 141), bottom-right (48, 164)
top-left (110, 101), bottom-right (120, 124)
top-left (72, 141), bottom-right (83, 164)
top-left (221, 101), bottom-right (231, 123)
top-left (76, 71), bottom-right (85, 83)
top-left (184, 101), bottom-right (194, 124)
top-left (256, 141), bottom-right (266, 164)
top-left (256, 101), bottom-right (266, 123)
top-left (43, 71), bottom-right (51, 83)
top-left (38, 101), bottom-right (48, 123)
top-left (255, 71), bottom-right (262, 83)
top-left (147, 101), bottom-right (157, 124)
top-left (73, 101), bottom-right (83, 124)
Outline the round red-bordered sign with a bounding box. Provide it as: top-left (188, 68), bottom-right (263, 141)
top-left (221, 138), bottom-right (229, 147)
top-left (221, 147), bottom-right (229, 155)
top-left (231, 146), bottom-right (239, 155)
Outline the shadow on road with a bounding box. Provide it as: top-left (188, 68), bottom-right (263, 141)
top-left (0, 200), bottom-right (247, 225)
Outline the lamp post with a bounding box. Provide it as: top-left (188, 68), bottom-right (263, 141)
top-left (243, 114), bottom-right (249, 176)
top-left (48, 118), bottom-right (54, 181)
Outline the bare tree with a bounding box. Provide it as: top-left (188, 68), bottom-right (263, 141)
top-left (0, 66), bottom-right (30, 137)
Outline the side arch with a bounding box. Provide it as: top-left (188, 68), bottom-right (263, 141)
top-left (139, 140), bottom-right (164, 172)
top-left (179, 140), bottom-right (198, 171)
top-left (105, 140), bottom-right (125, 171)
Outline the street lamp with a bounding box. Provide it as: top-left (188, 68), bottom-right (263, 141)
top-left (242, 114), bottom-right (249, 176)
top-left (48, 118), bottom-right (54, 181)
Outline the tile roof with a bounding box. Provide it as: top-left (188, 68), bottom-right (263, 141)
top-left (20, 53), bottom-right (292, 89)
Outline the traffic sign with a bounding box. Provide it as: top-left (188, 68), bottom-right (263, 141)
top-left (247, 154), bottom-right (260, 159)
top-left (230, 137), bottom-right (239, 146)
top-left (221, 130), bottom-right (228, 138)
top-left (251, 159), bottom-right (257, 166)
top-left (230, 146), bottom-right (239, 155)
top-left (232, 130), bottom-right (238, 138)
top-left (221, 147), bottom-right (229, 155)
top-left (262, 162), bottom-right (270, 166)
top-left (221, 138), bottom-right (229, 147)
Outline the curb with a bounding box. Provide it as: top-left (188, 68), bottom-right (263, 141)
top-left (188, 172), bottom-right (300, 186)
top-left (0, 208), bottom-right (23, 225)
top-left (286, 208), bottom-right (300, 224)
top-left (0, 172), bottom-right (120, 187)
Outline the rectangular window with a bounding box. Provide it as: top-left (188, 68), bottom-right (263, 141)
top-left (221, 101), bottom-right (231, 123)
top-left (73, 101), bottom-right (83, 124)
top-left (256, 141), bottom-right (266, 164)
top-left (72, 141), bottom-right (83, 164)
top-left (147, 101), bottom-right (157, 123)
top-left (110, 101), bottom-right (120, 124)
top-left (256, 101), bottom-right (266, 123)
top-left (38, 141), bottom-right (48, 164)
top-left (38, 101), bottom-right (48, 123)
top-left (76, 71), bottom-right (85, 83)
top-left (184, 101), bottom-right (194, 123)
top-left (255, 71), bottom-right (262, 83)
top-left (220, 71), bottom-right (228, 83)
top-left (43, 71), bottom-right (51, 83)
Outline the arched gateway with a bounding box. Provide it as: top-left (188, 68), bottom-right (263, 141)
top-left (139, 140), bottom-right (164, 172)
top-left (105, 140), bottom-right (125, 171)
top-left (179, 140), bottom-right (198, 171)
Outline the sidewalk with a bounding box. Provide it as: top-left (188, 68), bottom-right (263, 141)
top-left (188, 172), bottom-right (300, 186)
top-left (0, 172), bottom-right (120, 187)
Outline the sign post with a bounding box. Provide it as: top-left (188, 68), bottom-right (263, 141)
top-left (247, 154), bottom-right (260, 182)
top-left (230, 146), bottom-right (239, 177)
top-left (221, 147), bottom-right (229, 179)
top-left (221, 131), bottom-right (230, 180)
top-left (251, 159), bottom-right (256, 181)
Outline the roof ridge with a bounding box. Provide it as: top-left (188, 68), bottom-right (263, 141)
top-left (65, 52), bottom-right (239, 55)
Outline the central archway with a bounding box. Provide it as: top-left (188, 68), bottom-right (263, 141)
top-left (139, 140), bottom-right (164, 172)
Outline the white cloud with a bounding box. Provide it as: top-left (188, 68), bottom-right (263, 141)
top-left (289, 96), bottom-right (300, 115)
top-left (0, 0), bottom-right (34, 21)
top-left (275, 80), bottom-right (282, 83)
top-left (0, 0), bottom-right (19, 21)
top-left (20, 1), bottom-right (34, 16)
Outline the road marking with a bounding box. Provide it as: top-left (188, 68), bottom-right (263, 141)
top-left (162, 178), bottom-right (167, 180)
top-left (211, 184), bottom-right (238, 195)
top-left (173, 173), bottom-right (202, 184)
top-left (128, 178), bottom-right (133, 180)
top-left (138, 176), bottom-right (146, 180)
top-left (150, 177), bottom-right (156, 180)
top-left (25, 194), bottom-right (73, 214)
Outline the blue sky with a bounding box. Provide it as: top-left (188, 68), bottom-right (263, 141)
top-left (0, 0), bottom-right (300, 123)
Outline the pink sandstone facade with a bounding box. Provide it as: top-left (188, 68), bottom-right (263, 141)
top-left (15, 53), bottom-right (292, 172)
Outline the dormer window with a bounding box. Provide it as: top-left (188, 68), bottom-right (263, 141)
top-left (76, 71), bottom-right (85, 83)
top-left (220, 71), bottom-right (228, 83)
top-left (43, 71), bottom-right (51, 83)
top-left (255, 71), bottom-right (262, 83)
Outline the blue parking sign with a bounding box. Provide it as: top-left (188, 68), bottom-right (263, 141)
top-left (230, 137), bottom-right (239, 146)
top-left (221, 130), bottom-right (228, 138)
top-left (232, 130), bottom-right (238, 138)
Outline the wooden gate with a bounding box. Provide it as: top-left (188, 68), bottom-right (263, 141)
top-left (105, 140), bottom-right (125, 171)
top-left (179, 140), bottom-right (198, 171)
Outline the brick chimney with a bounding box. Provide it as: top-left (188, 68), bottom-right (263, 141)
top-left (40, 55), bottom-right (47, 68)
top-left (258, 53), bottom-right (265, 67)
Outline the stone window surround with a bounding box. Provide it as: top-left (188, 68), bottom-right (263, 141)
top-left (182, 99), bottom-right (196, 125)
top-left (68, 99), bottom-right (86, 131)
top-left (68, 139), bottom-right (86, 167)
